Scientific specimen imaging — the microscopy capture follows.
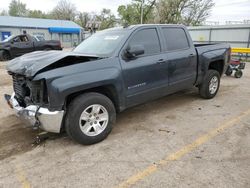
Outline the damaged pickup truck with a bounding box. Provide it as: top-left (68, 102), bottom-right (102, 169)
top-left (5, 24), bottom-right (231, 145)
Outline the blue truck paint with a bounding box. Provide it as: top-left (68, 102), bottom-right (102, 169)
top-left (6, 24), bottom-right (231, 113)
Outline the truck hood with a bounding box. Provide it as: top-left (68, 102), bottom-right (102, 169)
top-left (6, 50), bottom-right (100, 77)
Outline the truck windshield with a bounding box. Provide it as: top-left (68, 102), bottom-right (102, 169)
top-left (74, 30), bottom-right (126, 57)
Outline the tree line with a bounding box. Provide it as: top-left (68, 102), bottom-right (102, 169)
top-left (0, 0), bottom-right (214, 29)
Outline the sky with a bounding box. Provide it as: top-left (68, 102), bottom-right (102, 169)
top-left (0, 0), bottom-right (250, 24)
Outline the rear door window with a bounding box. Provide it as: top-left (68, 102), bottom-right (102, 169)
top-left (128, 28), bottom-right (161, 56)
top-left (162, 28), bottom-right (189, 51)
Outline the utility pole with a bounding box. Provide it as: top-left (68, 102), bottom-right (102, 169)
top-left (140, 0), bottom-right (144, 24)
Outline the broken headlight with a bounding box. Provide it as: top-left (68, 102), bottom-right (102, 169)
top-left (30, 79), bottom-right (48, 105)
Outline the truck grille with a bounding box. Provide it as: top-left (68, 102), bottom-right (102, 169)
top-left (9, 72), bottom-right (46, 106)
top-left (13, 76), bottom-right (23, 97)
top-left (12, 74), bottom-right (29, 106)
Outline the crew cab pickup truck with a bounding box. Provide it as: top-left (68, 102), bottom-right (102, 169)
top-left (0, 34), bottom-right (62, 61)
top-left (5, 24), bottom-right (231, 145)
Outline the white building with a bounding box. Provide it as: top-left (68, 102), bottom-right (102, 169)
top-left (188, 24), bottom-right (250, 48)
top-left (0, 16), bottom-right (83, 48)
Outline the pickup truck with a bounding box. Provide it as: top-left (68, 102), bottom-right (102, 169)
top-left (0, 34), bottom-right (62, 61)
top-left (5, 24), bottom-right (231, 145)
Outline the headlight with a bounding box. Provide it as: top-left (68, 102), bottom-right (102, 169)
top-left (31, 79), bottom-right (48, 104)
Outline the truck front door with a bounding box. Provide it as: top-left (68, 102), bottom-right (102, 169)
top-left (119, 27), bottom-right (169, 107)
top-left (19, 35), bottom-right (33, 54)
top-left (10, 36), bottom-right (23, 57)
top-left (11, 35), bottom-right (33, 57)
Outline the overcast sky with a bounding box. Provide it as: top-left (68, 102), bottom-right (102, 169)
top-left (0, 0), bottom-right (250, 23)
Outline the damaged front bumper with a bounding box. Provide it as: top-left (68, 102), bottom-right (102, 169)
top-left (5, 93), bottom-right (64, 133)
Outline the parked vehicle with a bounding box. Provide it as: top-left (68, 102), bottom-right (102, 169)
top-left (225, 54), bottom-right (245, 78)
top-left (5, 24), bottom-right (231, 145)
top-left (0, 34), bottom-right (62, 61)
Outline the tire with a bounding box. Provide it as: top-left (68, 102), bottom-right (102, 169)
top-left (199, 70), bottom-right (220, 99)
top-left (65, 92), bottom-right (116, 145)
top-left (234, 70), bottom-right (243, 78)
top-left (0, 50), bottom-right (11, 61)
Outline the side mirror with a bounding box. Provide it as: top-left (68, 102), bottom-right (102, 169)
top-left (124, 45), bottom-right (145, 59)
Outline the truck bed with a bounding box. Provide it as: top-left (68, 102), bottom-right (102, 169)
top-left (195, 43), bottom-right (230, 55)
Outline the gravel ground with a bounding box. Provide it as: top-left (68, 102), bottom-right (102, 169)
top-left (0, 59), bottom-right (249, 188)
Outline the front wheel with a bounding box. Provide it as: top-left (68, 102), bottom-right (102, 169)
top-left (0, 50), bottom-right (11, 61)
top-left (199, 70), bottom-right (220, 99)
top-left (65, 92), bottom-right (116, 145)
top-left (225, 67), bottom-right (232, 76)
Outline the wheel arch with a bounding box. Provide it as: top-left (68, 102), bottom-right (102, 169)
top-left (65, 85), bottom-right (121, 113)
top-left (0, 49), bottom-right (11, 60)
top-left (208, 60), bottom-right (224, 76)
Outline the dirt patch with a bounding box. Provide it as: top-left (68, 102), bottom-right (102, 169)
top-left (165, 115), bottom-right (176, 120)
top-left (0, 75), bottom-right (11, 86)
top-left (0, 115), bottom-right (38, 160)
top-left (0, 61), bottom-right (7, 70)
top-left (0, 66), bottom-right (11, 86)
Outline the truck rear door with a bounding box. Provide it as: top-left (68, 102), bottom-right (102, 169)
top-left (160, 26), bottom-right (197, 90)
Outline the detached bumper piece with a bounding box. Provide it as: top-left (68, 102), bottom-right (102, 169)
top-left (5, 93), bottom-right (64, 133)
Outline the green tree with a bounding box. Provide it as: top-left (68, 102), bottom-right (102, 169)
top-left (8, 0), bottom-right (27, 17)
top-left (28, 10), bottom-right (47, 19)
top-left (76, 12), bottom-right (91, 28)
top-left (155, 0), bottom-right (214, 25)
top-left (118, 0), bottom-right (156, 25)
top-left (96, 9), bottom-right (116, 30)
top-left (118, 0), bottom-right (214, 26)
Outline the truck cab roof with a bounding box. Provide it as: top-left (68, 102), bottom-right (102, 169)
top-left (103, 24), bottom-right (187, 33)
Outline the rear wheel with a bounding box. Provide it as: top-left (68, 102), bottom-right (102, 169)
top-left (65, 92), bottom-right (116, 145)
top-left (234, 70), bottom-right (243, 78)
top-left (199, 70), bottom-right (220, 99)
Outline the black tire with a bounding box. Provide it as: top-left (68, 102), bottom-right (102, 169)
top-left (0, 50), bottom-right (11, 61)
top-left (199, 70), bottom-right (220, 99)
top-left (65, 92), bottom-right (116, 145)
top-left (234, 70), bottom-right (243, 78)
top-left (225, 68), bottom-right (232, 76)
